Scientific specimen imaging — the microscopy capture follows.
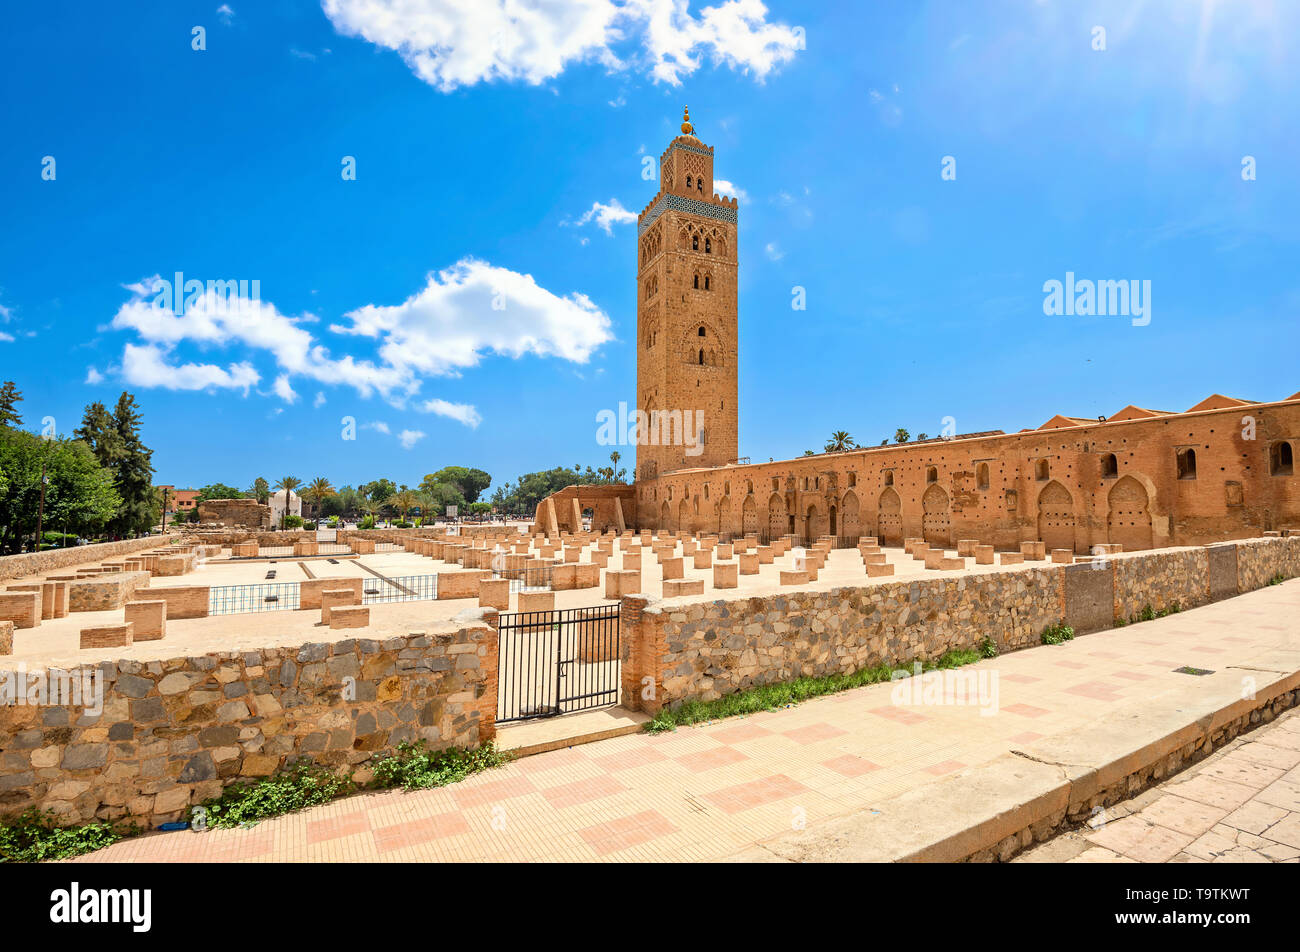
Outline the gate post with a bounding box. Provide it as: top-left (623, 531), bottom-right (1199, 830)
top-left (477, 607), bottom-right (500, 744)
top-left (619, 594), bottom-right (667, 715)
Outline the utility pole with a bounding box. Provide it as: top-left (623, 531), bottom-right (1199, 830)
top-left (161, 487), bottom-right (169, 533)
top-left (34, 460), bottom-right (47, 552)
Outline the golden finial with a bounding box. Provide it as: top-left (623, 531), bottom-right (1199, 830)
top-left (681, 106), bottom-right (694, 135)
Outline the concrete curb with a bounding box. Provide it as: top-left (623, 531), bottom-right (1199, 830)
top-left (724, 649), bottom-right (1300, 863)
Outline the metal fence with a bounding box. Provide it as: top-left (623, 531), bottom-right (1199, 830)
top-left (494, 564), bottom-right (554, 593)
top-left (257, 546), bottom-right (296, 559)
top-left (209, 581), bottom-right (301, 615)
top-left (373, 542), bottom-right (405, 553)
top-left (497, 603), bottom-right (620, 723)
top-left (359, 574), bottom-right (438, 603)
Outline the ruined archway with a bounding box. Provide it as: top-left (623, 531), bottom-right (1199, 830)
top-left (805, 502), bottom-right (827, 543)
top-left (742, 495), bottom-right (758, 535)
top-left (767, 492), bottom-right (786, 540)
top-left (878, 487), bottom-right (902, 546)
top-left (1037, 480), bottom-right (1077, 553)
top-left (1108, 475), bottom-right (1153, 551)
top-left (678, 499), bottom-right (691, 535)
top-left (922, 483), bottom-right (951, 547)
top-left (659, 500), bottom-right (672, 531)
top-left (841, 490), bottom-right (862, 540)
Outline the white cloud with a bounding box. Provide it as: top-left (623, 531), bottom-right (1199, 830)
top-left (712, 178), bottom-right (746, 201)
top-left (313, 391), bottom-right (327, 407)
top-left (363, 421), bottom-right (391, 434)
top-left (398, 429), bottom-right (426, 449)
top-left (273, 374), bottom-right (298, 403)
top-left (320, 0), bottom-right (802, 91)
top-left (764, 241), bottom-right (784, 261)
top-left (85, 366), bottom-right (104, 384)
top-left (217, 4), bottom-right (235, 24)
top-left (121, 342), bottom-right (260, 392)
top-left (0, 332), bottom-right (13, 343)
top-left (420, 398), bottom-right (482, 428)
top-left (106, 259), bottom-right (608, 410)
top-left (566, 198), bottom-right (637, 235)
top-left (330, 258), bottom-right (613, 378)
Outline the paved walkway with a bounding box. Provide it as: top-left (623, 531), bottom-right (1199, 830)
top-left (75, 579), bottom-right (1300, 862)
top-left (1017, 705), bottom-right (1300, 863)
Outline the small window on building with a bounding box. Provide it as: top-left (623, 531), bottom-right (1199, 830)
top-left (1270, 441), bottom-right (1294, 476)
top-left (1100, 453), bottom-right (1118, 478)
top-left (692, 235), bottom-right (698, 250)
top-left (926, 466), bottom-right (938, 484)
top-left (693, 273), bottom-right (699, 289)
top-left (1177, 448), bottom-right (1197, 480)
top-left (704, 275), bottom-right (710, 290)
top-left (698, 326), bottom-right (705, 337)
top-left (705, 238), bottom-right (711, 253)
top-left (848, 472), bottom-right (857, 488)
top-left (1035, 459), bottom-right (1049, 481)
top-left (686, 175), bottom-right (692, 189)
top-left (697, 179), bottom-right (703, 194)
top-left (976, 462), bottom-right (990, 490)
top-left (772, 477), bottom-right (779, 491)
top-left (884, 471), bottom-right (894, 486)
top-left (698, 349), bottom-right (704, 365)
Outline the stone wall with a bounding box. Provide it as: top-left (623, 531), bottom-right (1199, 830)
top-left (1113, 548), bottom-right (1210, 619)
top-left (0, 615), bottom-right (498, 829)
top-left (623, 537), bottom-right (1299, 714)
top-left (67, 571), bottom-right (153, 612)
top-left (0, 535), bottom-right (181, 584)
top-left (625, 568), bottom-right (1065, 712)
top-left (1237, 536), bottom-right (1300, 590)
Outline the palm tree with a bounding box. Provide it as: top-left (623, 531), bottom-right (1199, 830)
top-left (894, 428), bottom-right (910, 444)
top-left (272, 476), bottom-right (302, 529)
top-left (392, 488), bottom-right (418, 524)
top-left (825, 431), bottom-right (855, 453)
top-left (609, 450), bottom-right (622, 483)
top-left (302, 476), bottom-right (336, 524)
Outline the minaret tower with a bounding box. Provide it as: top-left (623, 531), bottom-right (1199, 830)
top-left (634, 107), bottom-right (739, 479)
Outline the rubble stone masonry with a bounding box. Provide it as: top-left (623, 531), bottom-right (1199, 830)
top-left (0, 616), bottom-right (498, 829)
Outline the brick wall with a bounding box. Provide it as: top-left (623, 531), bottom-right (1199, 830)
top-left (0, 616), bottom-right (498, 829)
top-left (67, 571), bottom-right (153, 612)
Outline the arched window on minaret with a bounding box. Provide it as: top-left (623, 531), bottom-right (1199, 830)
top-left (692, 234), bottom-right (699, 250)
top-left (697, 178), bottom-right (703, 193)
top-left (705, 238), bottom-right (711, 253)
top-left (704, 275), bottom-right (711, 290)
top-left (686, 175), bottom-right (693, 190)
top-left (698, 349), bottom-right (705, 365)
top-left (693, 273), bottom-right (699, 289)
top-left (698, 326), bottom-right (705, 337)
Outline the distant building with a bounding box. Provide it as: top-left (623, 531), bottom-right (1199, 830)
top-left (269, 489), bottom-right (302, 525)
top-left (156, 485), bottom-right (200, 517)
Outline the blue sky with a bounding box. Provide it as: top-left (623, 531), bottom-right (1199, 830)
top-left (1, 0), bottom-right (1296, 493)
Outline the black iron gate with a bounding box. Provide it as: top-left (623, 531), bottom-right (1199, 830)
top-left (496, 603), bottom-right (621, 723)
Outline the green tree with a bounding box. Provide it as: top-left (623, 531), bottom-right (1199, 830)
top-left (0, 382), bottom-right (23, 428)
top-left (0, 429), bottom-right (120, 552)
top-left (423, 467), bottom-right (491, 504)
top-left (75, 393), bottom-right (156, 537)
top-left (302, 476), bottom-right (336, 522)
top-left (894, 428), bottom-right (910, 444)
top-left (195, 483), bottom-right (245, 502)
top-left (362, 478), bottom-right (397, 504)
top-left (825, 431), bottom-right (855, 453)
top-left (250, 477), bottom-right (270, 504)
